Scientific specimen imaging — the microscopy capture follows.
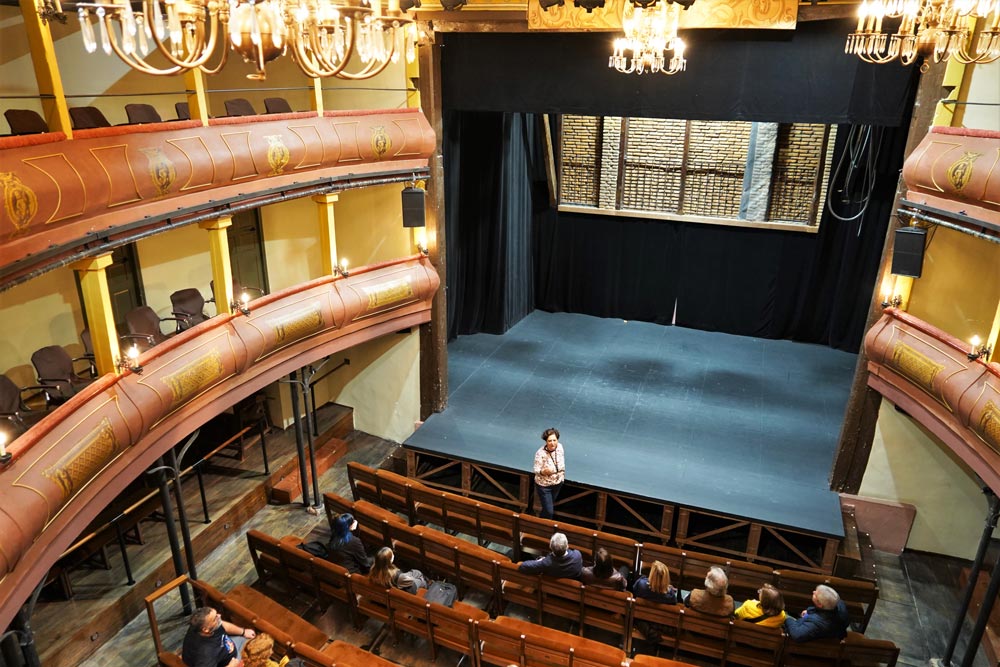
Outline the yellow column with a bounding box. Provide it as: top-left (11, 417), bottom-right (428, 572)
top-left (71, 254), bottom-right (119, 375)
top-left (199, 216), bottom-right (234, 314)
top-left (311, 79), bottom-right (325, 114)
top-left (21, 0), bottom-right (71, 137)
top-left (314, 193), bottom-right (339, 276)
top-left (184, 69), bottom-right (210, 126)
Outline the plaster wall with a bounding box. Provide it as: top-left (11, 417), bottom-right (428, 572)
top-left (860, 401), bottom-right (995, 559)
top-left (135, 225), bottom-right (215, 320)
top-left (0, 269), bottom-right (85, 387)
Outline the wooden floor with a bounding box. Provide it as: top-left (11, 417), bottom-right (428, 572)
top-left (23, 402), bottom-right (987, 667)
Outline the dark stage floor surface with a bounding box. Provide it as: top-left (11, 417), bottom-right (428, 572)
top-left (406, 311), bottom-right (858, 538)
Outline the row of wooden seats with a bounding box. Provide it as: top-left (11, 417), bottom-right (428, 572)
top-left (345, 461), bottom-right (879, 631)
top-left (148, 576), bottom-right (397, 667)
top-left (321, 492), bottom-right (900, 667)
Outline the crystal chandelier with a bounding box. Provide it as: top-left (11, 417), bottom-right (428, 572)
top-left (73, 0), bottom-right (418, 79)
top-left (609, 0), bottom-right (687, 75)
top-left (846, 0), bottom-right (1000, 68)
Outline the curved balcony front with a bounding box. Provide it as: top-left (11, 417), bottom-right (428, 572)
top-left (0, 109), bottom-right (435, 287)
top-left (0, 255), bottom-right (439, 631)
top-left (865, 309), bottom-right (1000, 494)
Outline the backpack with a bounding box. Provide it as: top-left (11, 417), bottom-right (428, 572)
top-left (297, 541), bottom-right (329, 559)
top-left (424, 580), bottom-right (458, 608)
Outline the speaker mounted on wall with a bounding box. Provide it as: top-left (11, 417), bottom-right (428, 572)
top-left (402, 186), bottom-right (426, 228)
top-left (891, 226), bottom-right (926, 278)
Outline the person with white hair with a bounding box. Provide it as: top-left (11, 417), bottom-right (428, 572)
top-left (684, 565), bottom-right (735, 616)
top-left (784, 584), bottom-right (851, 642)
top-left (517, 531), bottom-right (583, 579)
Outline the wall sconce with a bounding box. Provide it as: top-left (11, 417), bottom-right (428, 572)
top-left (335, 258), bottom-right (350, 277)
top-left (417, 242), bottom-right (429, 255)
top-left (0, 432), bottom-right (11, 465)
top-left (881, 294), bottom-right (902, 308)
top-left (968, 336), bottom-right (992, 362)
top-left (231, 292), bottom-right (251, 316)
top-left (116, 345), bottom-right (143, 375)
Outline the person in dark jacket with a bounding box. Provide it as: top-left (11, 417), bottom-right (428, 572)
top-left (517, 532), bottom-right (583, 578)
top-left (326, 513), bottom-right (372, 574)
top-left (784, 585), bottom-right (851, 642)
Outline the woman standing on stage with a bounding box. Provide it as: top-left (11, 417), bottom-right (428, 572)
top-left (533, 427), bottom-right (565, 519)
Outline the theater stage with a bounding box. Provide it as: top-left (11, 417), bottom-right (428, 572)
top-left (406, 311), bottom-right (856, 538)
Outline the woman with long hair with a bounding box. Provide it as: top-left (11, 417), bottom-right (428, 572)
top-left (581, 547), bottom-right (626, 590)
top-left (632, 560), bottom-right (677, 604)
top-left (241, 633), bottom-right (290, 667)
top-left (326, 513), bottom-right (372, 574)
top-left (368, 546), bottom-right (428, 594)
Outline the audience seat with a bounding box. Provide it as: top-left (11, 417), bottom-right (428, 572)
top-left (224, 98), bottom-right (256, 116)
top-left (169, 288), bottom-right (211, 330)
top-left (263, 97), bottom-right (293, 114)
top-left (69, 106), bottom-right (111, 129)
top-left (4, 109), bottom-right (48, 135)
top-left (0, 374), bottom-right (55, 438)
top-left (174, 102), bottom-right (190, 120)
top-left (125, 103), bottom-right (162, 124)
top-left (30, 345), bottom-right (95, 404)
top-left (123, 306), bottom-right (184, 350)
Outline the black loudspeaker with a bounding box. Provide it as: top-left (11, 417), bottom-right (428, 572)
top-left (402, 187), bottom-right (426, 228)
top-left (891, 226), bottom-right (926, 278)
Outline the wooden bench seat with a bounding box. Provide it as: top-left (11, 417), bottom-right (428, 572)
top-left (490, 615), bottom-right (627, 666)
top-left (224, 584), bottom-right (328, 649)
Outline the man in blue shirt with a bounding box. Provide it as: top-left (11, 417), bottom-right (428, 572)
top-left (517, 532), bottom-right (583, 579)
top-left (784, 584), bottom-right (851, 642)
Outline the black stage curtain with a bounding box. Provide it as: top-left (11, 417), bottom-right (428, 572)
top-left (445, 111), bottom-right (543, 338)
top-left (441, 20), bottom-right (916, 126)
top-left (534, 123), bottom-right (912, 351)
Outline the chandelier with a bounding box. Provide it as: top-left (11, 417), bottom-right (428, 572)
top-left (846, 0), bottom-right (1000, 68)
top-left (609, 0), bottom-right (687, 75)
top-left (73, 0), bottom-right (418, 79)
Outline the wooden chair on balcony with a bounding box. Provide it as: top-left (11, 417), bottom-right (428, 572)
top-left (224, 98), bottom-right (256, 116)
top-left (264, 97), bottom-right (293, 114)
top-left (125, 103), bottom-right (162, 124)
top-left (69, 106), bottom-right (111, 129)
top-left (4, 109), bottom-right (48, 135)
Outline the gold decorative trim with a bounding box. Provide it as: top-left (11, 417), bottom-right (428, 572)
top-left (167, 136), bottom-right (217, 191)
top-left (140, 332), bottom-right (238, 430)
top-left (287, 125), bottom-right (325, 169)
top-left (140, 147), bottom-right (177, 197)
top-left (890, 342), bottom-right (945, 395)
top-left (0, 172), bottom-right (38, 233)
top-left (220, 131), bottom-right (260, 180)
top-left (90, 144), bottom-right (143, 207)
top-left (926, 140), bottom-right (963, 193)
top-left (527, 0), bottom-right (797, 30)
top-left (364, 277), bottom-right (414, 310)
top-left (42, 417), bottom-right (121, 503)
top-left (946, 151), bottom-right (981, 192)
top-left (162, 348), bottom-right (226, 408)
top-left (23, 153), bottom-right (87, 224)
top-left (370, 125), bottom-right (392, 160)
top-left (12, 395), bottom-right (125, 523)
top-left (979, 400), bottom-right (1000, 455)
top-left (249, 292), bottom-right (338, 362)
top-left (331, 121), bottom-right (363, 163)
top-left (265, 135), bottom-right (291, 175)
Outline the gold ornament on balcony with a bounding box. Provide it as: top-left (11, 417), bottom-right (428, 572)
top-left (846, 0), bottom-right (1000, 69)
top-left (609, 0), bottom-right (689, 76)
top-left (71, 0), bottom-right (418, 79)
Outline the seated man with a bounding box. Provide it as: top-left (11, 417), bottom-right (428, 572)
top-left (684, 565), bottom-right (734, 616)
top-left (784, 584), bottom-right (851, 642)
top-left (182, 606), bottom-right (256, 667)
top-left (517, 532), bottom-right (583, 578)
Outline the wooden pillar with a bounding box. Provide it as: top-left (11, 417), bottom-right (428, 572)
top-left (184, 70), bottom-right (210, 126)
top-left (71, 254), bottom-right (118, 375)
top-left (199, 216), bottom-right (234, 313)
top-left (417, 27), bottom-right (448, 418)
top-left (830, 62), bottom-right (949, 493)
top-left (313, 193), bottom-right (339, 276)
top-left (20, 0), bottom-right (71, 137)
